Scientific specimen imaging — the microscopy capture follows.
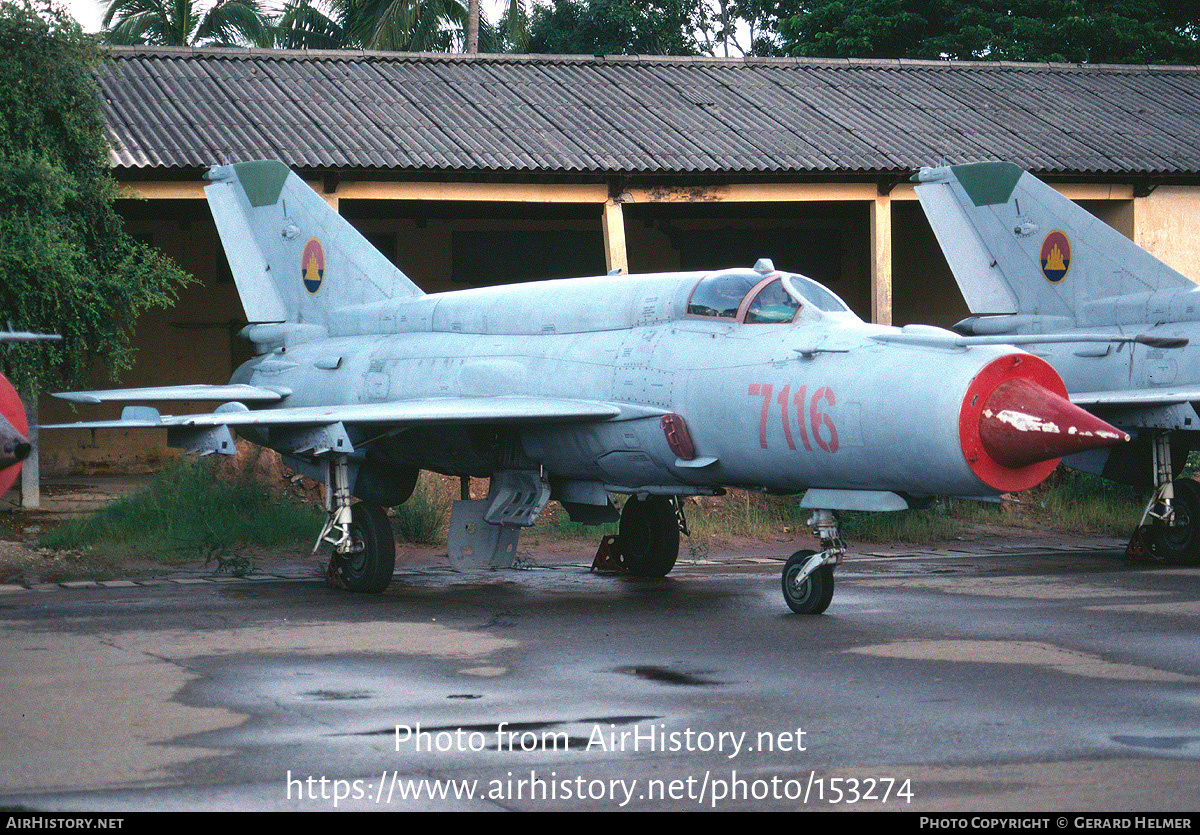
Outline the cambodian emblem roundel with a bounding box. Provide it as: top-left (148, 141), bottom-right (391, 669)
top-left (302, 237), bottom-right (325, 294)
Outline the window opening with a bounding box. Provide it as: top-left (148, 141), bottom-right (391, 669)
top-left (744, 278), bottom-right (801, 324)
top-left (687, 270), bottom-right (764, 318)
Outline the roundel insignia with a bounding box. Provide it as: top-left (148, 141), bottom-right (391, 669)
top-left (301, 237), bottom-right (325, 294)
top-left (1040, 230), bottom-right (1071, 284)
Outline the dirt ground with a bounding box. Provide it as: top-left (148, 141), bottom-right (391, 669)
top-left (0, 475), bottom-right (160, 585)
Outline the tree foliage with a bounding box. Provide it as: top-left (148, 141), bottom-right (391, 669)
top-left (102, 0), bottom-right (273, 46)
top-left (526, 0), bottom-right (707, 55)
top-left (269, 0), bottom-right (711, 54)
top-left (274, 0), bottom-right (509, 52)
top-left (704, 0), bottom-right (804, 56)
top-left (777, 0), bottom-right (1200, 63)
top-left (334, 0), bottom-right (466, 50)
top-left (0, 1), bottom-right (191, 392)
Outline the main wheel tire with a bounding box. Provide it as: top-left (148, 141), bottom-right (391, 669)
top-left (781, 549), bottom-right (834, 615)
top-left (329, 503), bottom-right (396, 593)
top-left (1152, 478), bottom-right (1200, 564)
top-left (618, 495), bottom-right (679, 577)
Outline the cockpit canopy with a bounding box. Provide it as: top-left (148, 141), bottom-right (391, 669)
top-left (686, 266), bottom-right (852, 324)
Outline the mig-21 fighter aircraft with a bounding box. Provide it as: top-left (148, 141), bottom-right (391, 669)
top-left (48, 161), bottom-right (1129, 613)
top-left (915, 161), bottom-right (1200, 562)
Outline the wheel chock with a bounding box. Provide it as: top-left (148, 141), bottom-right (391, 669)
top-left (590, 534), bottom-right (624, 573)
top-left (1124, 525), bottom-right (1158, 563)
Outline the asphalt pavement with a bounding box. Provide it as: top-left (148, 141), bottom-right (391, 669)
top-left (1, 499), bottom-right (1198, 813)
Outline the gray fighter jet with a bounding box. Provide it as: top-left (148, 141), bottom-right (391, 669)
top-left (48, 161), bottom-right (1128, 613)
top-left (915, 161), bottom-right (1200, 562)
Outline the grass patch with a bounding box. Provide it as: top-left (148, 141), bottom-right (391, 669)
top-left (679, 492), bottom-right (1004, 546)
top-left (677, 492), bottom-right (989, 545)
top-left (40, 458), bottom-right (322, 565)
top-left (1018, 468), bottom-right (1146, 536)
top-left (391, 472), bottom-right (451, 544)
top-left (531, 491), bottom-right (1001, 548)
top-left (535, 470), bottom-right (1144, 551)
top-left (36, 461), bottom-right (1147, 575)
top-left (685, 492), bottom-right (797, 542)
top-left (839, 499), bottom-right (1002, 544)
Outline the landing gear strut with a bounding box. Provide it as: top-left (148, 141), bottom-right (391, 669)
top-left (317, 454), bottom-right (395, 592)
top-left (781, 509), bottom-right (843, 614)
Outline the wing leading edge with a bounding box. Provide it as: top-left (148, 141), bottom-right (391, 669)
top-left (1070, 388), bottom-right (1200, 409)
top-left (46, 395), bottom-right (626, 435)
top-left (54, 384), bottom-right (289, 404)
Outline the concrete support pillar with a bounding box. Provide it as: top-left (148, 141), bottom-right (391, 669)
top-left (602, 199), bottom-right (628, 275)
top-left (19, 392), bottom-right (37, 510)
top-left (870, 194), bottom-right (893, 326)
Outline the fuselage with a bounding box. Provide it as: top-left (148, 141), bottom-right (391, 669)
top-left (230, 266), bottom-right (1075, 501)
top-left (957, 299), bottom-right (1200, 413)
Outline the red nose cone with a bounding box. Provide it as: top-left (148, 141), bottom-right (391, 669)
top-left (960, 355), bottom-right (1129, 492)
top-left (980, 378), bottom-right (1129, 468)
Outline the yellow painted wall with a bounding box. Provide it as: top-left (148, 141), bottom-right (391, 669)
top-left (1134, 187), bottom-right (1200, 282)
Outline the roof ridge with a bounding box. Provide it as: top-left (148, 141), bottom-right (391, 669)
top-left (103, 45), bottom-right (1200, 74)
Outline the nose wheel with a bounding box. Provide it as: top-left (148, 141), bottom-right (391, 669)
top-left (782, 550), bottom-right (835, 614)
top-left (781, 509), bottom-right (843, 614)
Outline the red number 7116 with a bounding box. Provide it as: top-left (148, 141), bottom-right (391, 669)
top-left (747, 383), bottom-right (839, 453)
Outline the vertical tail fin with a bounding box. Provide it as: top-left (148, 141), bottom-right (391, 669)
top-left (914, 162), bottom-right (1195, 320)
top-left (204, 160), bottom-right (423, 330)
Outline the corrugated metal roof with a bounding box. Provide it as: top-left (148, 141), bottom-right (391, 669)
top-left (96, 47), bottom-right (1200, 177)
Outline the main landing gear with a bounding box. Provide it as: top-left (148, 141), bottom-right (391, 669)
top-left (597, 495), bottom-right (844, 613)
top-left (618, 495), bottom-right (681, 577)
top-left (781, 509), bottom-right (843, 615)
top-left (1129, 431), bottom-right (1200, 564)
top-left (318, 455), bottom-right (395, 592)
top-left (593, 495), bottom-right (683, 577)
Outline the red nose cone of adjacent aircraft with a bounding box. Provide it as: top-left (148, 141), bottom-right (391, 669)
top-left (0, 372), bottom-right (28, 497)
top-left (960, 355), bottom-right (1130, 493)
